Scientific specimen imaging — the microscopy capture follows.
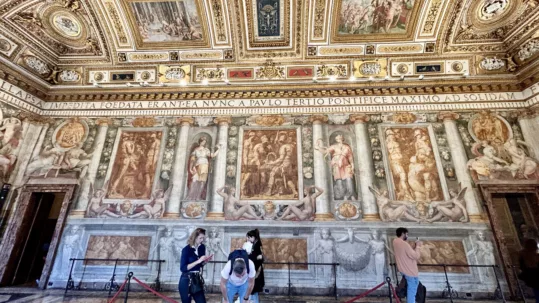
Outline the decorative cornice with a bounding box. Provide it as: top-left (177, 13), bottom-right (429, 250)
top-left (95, 117), bottom-right (113, 126)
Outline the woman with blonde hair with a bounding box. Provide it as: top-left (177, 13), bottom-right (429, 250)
top-left (179, 228), bottom-right (213, 303)
top-left (519, 238), bottom-right (539, 303)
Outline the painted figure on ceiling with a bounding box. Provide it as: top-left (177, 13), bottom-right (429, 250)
top-left (316, 133), bottom-right (357, 200)
top-left (186, 136), bottom-right (221, 200)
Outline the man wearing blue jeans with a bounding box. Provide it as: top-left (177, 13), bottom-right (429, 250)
top-left (393, 227), bottom-right (422, 303)
top-left (220, 258), bottom-right (256, 303)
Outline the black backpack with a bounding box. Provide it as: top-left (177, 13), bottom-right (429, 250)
top-left (228, 249), bottom-right (250, 275)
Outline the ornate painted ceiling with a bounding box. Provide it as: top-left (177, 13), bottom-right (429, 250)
top-left (1, 0), bottom-right (539, 101)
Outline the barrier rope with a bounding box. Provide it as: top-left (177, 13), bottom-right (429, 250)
top-left (132, 276), bottom-right (179, 303)
top-left (389, 283), bottom-right (402, 303)
top-left (107, 278), bottom-right (128, 303)
top-left (344, 281), bottom-right (386, 303)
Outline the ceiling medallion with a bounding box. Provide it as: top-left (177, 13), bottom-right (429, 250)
top-left (93, 72), bottom-right (104, 81)
top-left (518, 38), bottom-right (539, 61)
top-left (22, 55), bottom-right (51, 75)
top-left (479, 57), bottom-right (505, 70)
top-left (256, 61), bottom-right (285, 80)
top-left (0, 40), bottom-right (11, 52)
top-left (479, 0), bottom-right (510, 21)
top-left (140, 71), bottom-right (151, 81)
top-left (59, 70), bottom-right (81, 82)
top-left (359, 62), bottom-right (381, 75)
top-left (451, 62), bottom-right (464, 72)
top-left (52, 12), bottom-right (82, 38)
top-left (397, 64), bottom-right (409, 74)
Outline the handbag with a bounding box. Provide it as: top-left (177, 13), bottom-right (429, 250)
top-left (396, 276), bottom-right (407, 299)
top-left (188, 272), bottom-right (204, 294)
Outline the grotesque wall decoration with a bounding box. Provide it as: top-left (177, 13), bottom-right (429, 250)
top-left (107, 130), bottom-right (163, 199)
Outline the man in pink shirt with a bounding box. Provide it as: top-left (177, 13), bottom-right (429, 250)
top-left (393, 227), bottom-right (422, 303)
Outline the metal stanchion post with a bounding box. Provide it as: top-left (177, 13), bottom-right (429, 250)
top-left (153, 260), bottom-right (162, 291)
top-left (509, 265), bottom-right (527, 303)
top-left (107, 259), bottom-right (119, 296)
top-left (124, 272), bottom-right (133, 303)
top-left (386, 277), bottom-right (393, 303)
top-left (288, 262), bottom-right (291, 297)
top-left (392, 263), bottom-right (398, 284)
top-left (333, 263), bottom-right (338, 300)
top-left (65, 258), bottom-right (76, 294)
top-left (493, 265), bottom-right (507, 303)
top-left (442, 265), bottom-right (454, 303)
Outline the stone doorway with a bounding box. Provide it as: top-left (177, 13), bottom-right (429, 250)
top-left (0, 184), bottom-right (75, 289)
top-left (479, 181), bottom-right (539, 297)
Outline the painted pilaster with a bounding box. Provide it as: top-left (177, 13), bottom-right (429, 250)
top-left (72, 118), bottom-right (112, 217)
top-left (439, 112), bottom-right (482, 222)
top-left (310, 115), bottom-right (332, 221)
top-left (350, 114), bottom-right (379, 221)
top-left (517, 109), bottom-right (539, 160)
top-left (165, 117), bottom-right (194, 218)
top-left (207, 117), bottom-right (231, 220)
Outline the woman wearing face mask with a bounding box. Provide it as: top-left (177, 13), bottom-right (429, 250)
top-left (244, 229), bottom-right (264, 303)
top-left (179, 228), bottom-right (213, 303)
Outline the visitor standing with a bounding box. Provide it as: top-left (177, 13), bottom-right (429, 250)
top-left (179, 228), bottom-right (213, 303)
top-left (245, 229), bottom-right (265, 303)
top-left (393, 227), bottom-right (422, 303)
top-left (220, 256), bottom-right (256, 303)
top-left (519, 239), bottom-right (539, 303)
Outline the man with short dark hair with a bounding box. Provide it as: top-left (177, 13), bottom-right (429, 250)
top-left (393, 227), bottom-right (422, 303)
top-left (220, 258), bottom-right (256, 303)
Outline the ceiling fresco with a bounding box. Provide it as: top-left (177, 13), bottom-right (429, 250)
top-left (0, 0), bottom-right (539, 99)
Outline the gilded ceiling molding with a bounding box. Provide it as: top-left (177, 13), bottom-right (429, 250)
top-left (420, 0), bottom-right (444, 37)
top-left (208, 0), bottom-right (231, 45)
top-left (102, 0), bottom-right (130, 47)
top-left (310, 0), bottom-right (328, 41)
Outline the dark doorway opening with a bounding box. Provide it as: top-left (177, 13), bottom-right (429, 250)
top-left (8, 192), bottom-right (64, 286)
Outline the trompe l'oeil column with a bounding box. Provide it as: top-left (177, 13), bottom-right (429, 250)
top-left (350, 114), bottom-right (379, 221)
top-left (310, 115), bottom-right (332, 221)
top-left (165, 117), bottom-right (194, 218)
top-left (207, 116), bottom-right (231, 220)
top-left (439, 112), bottom-right (482, 222)
top-left (72, 118), bottom-right (112, 217)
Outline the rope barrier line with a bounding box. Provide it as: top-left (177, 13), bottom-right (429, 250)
top-left (107, 278), bottom-right (128, 303)
top-left (132, 276), bottom-right (179, 303)
top-left (344, 281), bottom-right (386, 303)
top-left (389, 283), bottom-right (402, 303)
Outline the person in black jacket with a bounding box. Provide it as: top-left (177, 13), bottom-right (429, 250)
top-left (519, 238), bottom-right (539, 303)
top-left (246, 229), bottom-right (264, 303)
top-left (179, 228), bottom-right (213, 303)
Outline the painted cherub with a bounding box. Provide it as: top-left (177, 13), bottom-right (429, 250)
top-left (86, 181), bottom-right (119, 218)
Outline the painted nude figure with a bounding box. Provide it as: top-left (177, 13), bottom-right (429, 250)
top-left (86, 181), bottom-right (119, 218)
top-left (219, 185), bottom-right (261, 220)
top-left (111, 133), bottom-right (137, 195)
top-left (503, 139), bottom-right (538, 179)
top-left (129, 187), bottom-right (171, 219)
top-left (427, 186), bottom-right (468, 223)
top-left (369, 185), bottom-right (421, 222)
top-left (385, 129), bottom-right (413, 200)
top-left (278, 186), bottom-right (323, 221)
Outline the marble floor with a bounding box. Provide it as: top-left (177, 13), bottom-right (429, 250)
top-left (0, 288), bottom-right (513, 303)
